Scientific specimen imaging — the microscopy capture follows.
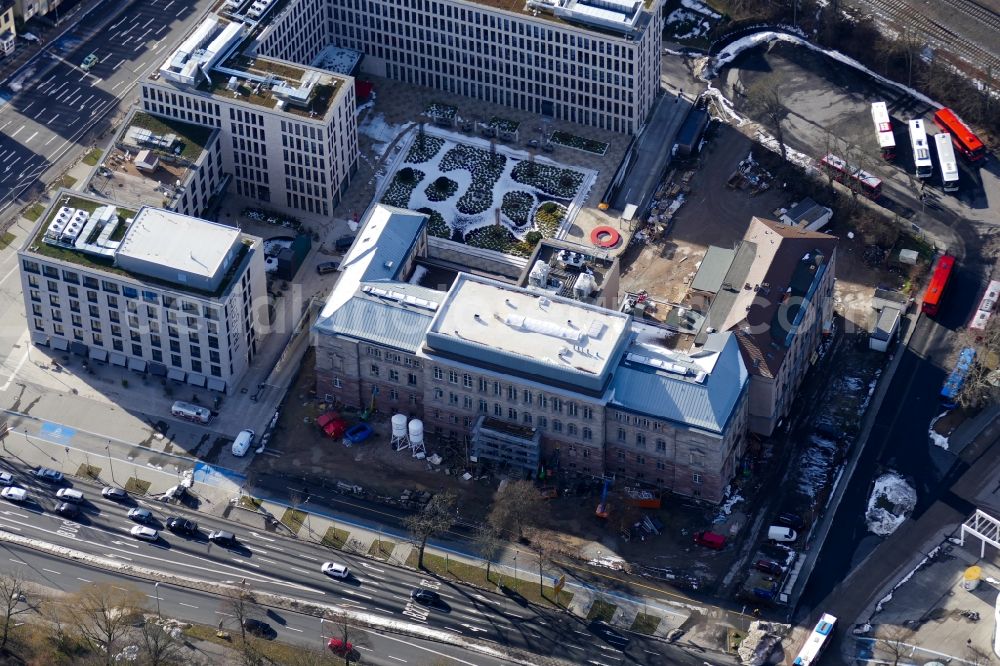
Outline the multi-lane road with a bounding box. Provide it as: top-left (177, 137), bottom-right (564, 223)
top-left (0, 459), bottom-right (708, 666)
top-left (2, 543), bottom-right (510, 666)
top-left (0, 0), bottom-right (210, 215)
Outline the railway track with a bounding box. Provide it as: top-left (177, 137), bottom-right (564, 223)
top-left (861, 0), bottom-right (1000, 79)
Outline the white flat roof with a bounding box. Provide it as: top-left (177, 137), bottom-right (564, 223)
top-left (431, 274), bottom-right (629, 377)
top-left (116, 208), bottom-right (240, 280)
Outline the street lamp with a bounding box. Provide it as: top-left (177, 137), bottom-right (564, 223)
top-left (513, 550), bottom-right (519, 585)
top-left (105, 444), bottom-right (115, 484)
top-left (154, 582), bottom-right (161, 618)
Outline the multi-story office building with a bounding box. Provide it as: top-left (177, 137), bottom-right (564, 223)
top-left (19, 192), bottom-right (267, 393)
top-left (314, 205), bottom-right (750, 503)
top-left (96, 109), bottom-right (227, 220)
top-left (329, 0), bottom-right (664, 135)
top-left (139, 11), bottom-right (358, 218)
top-left (690, 217), bottom-right (838, 436)
top-left (0, 0), bottom-right (15, 57)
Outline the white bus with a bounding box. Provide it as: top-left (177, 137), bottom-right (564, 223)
top-left (870, 102), bottom-right (895, 160)
top-left (933, 131), bottom-right (959, 192)
top-left (908, 119), bottom-right (934, 179)
top-left (793, 613), bottom-right (837, 665)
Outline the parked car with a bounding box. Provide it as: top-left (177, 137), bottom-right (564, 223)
top-left (54, 502), bottom-right (80, 519)
top-left (242, 618), bottom-right (275, 639)
top-left (55, 488), bottom-right (84, 503)
top-left (80, 53), bottom-right (98, 71)
top-left (754, 559), bottom-right (784, 576)
top-left (776, 512), bottom-right (805, 530)
top-left (231, 429), bottom-right (255, 457)
top-left (767, 525), bottom-right (798, 542)
top-left (0, 472), bottom-right (13, 486)
top-left (327, 637), bottom-right (353, 655)
top-left (166, 517), bottom-right (198, 535)
top-left (102, 487), bottom-right (129, 501)
top-left (321, 562), bottom-right (349, 579)
top-left (1, 487), bottom-right (26, 502)
top-left (208, 530), bottom-right (238, 547)
top-left (130, 525), bottom-right (158, 542)
top-left (344, 423), bottom-right (374, 444)
top-left (316, 261), bottom-right (340, 275)
top-left (33, 468), bottom-right (63, 483)
top-left (128, 508), bottom-right (154, 524)
top-left (334, 235), bottom-right (355, 252)
top-left (693, 531), bottom-right (726, 550)
top-left (410, 589), bottom-right (440, 606)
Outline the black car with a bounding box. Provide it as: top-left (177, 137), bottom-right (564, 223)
top-left (410, 589), bottom-right (440, 606)
top-left (334, 235), bottom-right (355, 252)
top-left (776, 512), bottom-right (805, 531)
top-left (54, 502), bottom-right (80, 519)
top-left (102, 487), bottom-right (129, 501)
top-left (166, 516), bottom-right (198, 535)
top-left (316, 261), bottom-right (340, 275)
top-left (242, 618), bottom-right (275, 639)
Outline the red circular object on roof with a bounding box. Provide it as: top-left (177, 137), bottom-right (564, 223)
top-left (590, 226), bottom-right (621, 248)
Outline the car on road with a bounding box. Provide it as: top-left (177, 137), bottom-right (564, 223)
top-left (321, 562), bottom-right (349, 579)
top-left (0, 472), bottom-right (13, 486)
top-left (80, 53), bottom-right (98, 71)
top-left (334, 235), bottom-right (355, 252)
top-left (410, 589), bottom-right (440, 606)
top-left (344, 423), bottom-right (374, 444)
top-left (128, 508), bottom-right (154, 524)
top-left (754, 559), bottom-right (784, 576)
top-left (55, 488), bottom-right (84, 503)
top-left (166, 516), bottom-right (198, 535)
top-left (1, 487), bottom-right (26, 502)
top-left (242, 618), bottom-right (275, 639)
top-left (33, 468), bottom-right (63, 484)
top-left (130, 525), bottom-right (158, 542)
top-left (208, 530), bottom-right (238, 547)
top-left (231, 429), bottom-right (255, 457)
top-left (54, 502), bottom-right (80, 519)
top-left (102, 487), bottom-right (128, 501)
top-left (327, 637), bottom-right (353, 656)
top-left (776, 512), bottom-right (805, 530)
top-left (316, 261), bottom-right (340, 275)
top-left (589, 620), bottom-right (629, 646)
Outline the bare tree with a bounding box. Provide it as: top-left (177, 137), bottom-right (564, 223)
top-left (404, 491), bottom-right (457, 569)
top-left (877, 624), bottom-right (913, 665)
top-left (60, 582), bottom-right (147, 666)
top-left (220, 582), bottom-right (260, 646)
top-left (487, 480), bottom-right (548, 541)
top-left (474, 524), bottom-right (503, 581)
top-left (138, 620), bottom-right (184, 666)
top-left (0, 568), bottom-right (33, 651)
top-left (746, 75), bottom-right (790, 162)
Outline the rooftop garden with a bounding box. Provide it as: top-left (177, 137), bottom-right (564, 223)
top-left (380, 134), bottom-right (589, 257)
top-left (129, 112), bottom-right (214, 162)
top-left (549, 130), bottom-right (609, 156)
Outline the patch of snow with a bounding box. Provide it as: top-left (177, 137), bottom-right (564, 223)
top-left (681, 0), bottom-right (721, 17)
top-left (666, 9), bottom-right (714, 40)
top-left (865, 472), bottom-right (916, 537)
top-left (928, 412), bottom-right (951, 450)
top-left (263, 238), bottom-right (292, 257)
top-left (358, 112), bottom-right (413, 159)
top-left (792, 434), bottom-right (840, 499)
top-left (408, 264), bottom-right (428, 286)
top-left (712, 485), bottom-right (744, 523)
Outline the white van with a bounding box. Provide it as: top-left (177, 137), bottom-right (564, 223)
top-left (172, 401), bottom-right (211, 424)
top-left (1, 487), bottom-right (27, 502)
top-left (56, 488), bottom-right (84, 503)
top-left (231, 429), bottom-right (255, 457)
top-left (767, 525), bottom-right (798, 542)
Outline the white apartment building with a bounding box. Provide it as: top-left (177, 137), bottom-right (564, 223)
top-left (19, 192), bottom-right (267, 393)
top-left (139, 13), bottom-right (358, 219)
top-left (328, 0), bottom-right (664, 135)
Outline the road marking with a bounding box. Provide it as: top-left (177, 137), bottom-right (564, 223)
top-left (643, 650), bottom-right (659, 655)
top-left (2, 511), bottom-right (29, 519)
top-left (111, 540), bottom-right (140, 549)
top-left (443, 626), bottom-right (462, 634)
top-left (573, 630), bottom-right (590, 636)
top-left (77, 577), bottom-right (93, 583)
top-left (596, 644), bottom-right (620, 652)
top-left (297, 553), bottom-right (317, 561)
top-left (10, 125), bottom-right (24, 138)
top-left (41, 568), bottom-right (61, 575)
top-left (245, 546), bottom-right (268, 555)
top-left (146, 595), bottom-right (162, 600)
top-left (360, 562), bottom-right (385, 573)
top-left (8, 559), bottom-right (26, 565)
top-left (249, 532), bottom-right (274, 542)
top-left (256, 557), bottom-right (277, 564)
top-left (21, 102), bottom-right (33, 113)
top-left (44, 135), bottom-right (56, 146)
top-left (388, 657), bottom-right (406, 663)
top-left (289, 566), bottom-right (312, 575)
top-left (215, 611), bottom-right (233, 617)
top-left (284, 626), bottom-right (302, 633)
top-left (340, 588), bottom-right (373, 600)
top-left (25, 132), bottom-right (38, 144)
top-left (233, 559), bottom-right (260, 568)
top-left (178, 602), bottom-right (198, 609)
top-left (567, 645), bottom-right (585, 650)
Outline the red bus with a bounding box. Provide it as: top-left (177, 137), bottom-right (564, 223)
top-left (820, 154), bottom-right (882, 199)
top-left (922, 254), bottom-right (955, 316)
top-left (933, 108), bottom-right (986, 162)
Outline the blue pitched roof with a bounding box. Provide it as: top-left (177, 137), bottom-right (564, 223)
top-left (608, 332), bottom-right (748, 434)
top-left (315, 294), bottom-right (435, 352)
